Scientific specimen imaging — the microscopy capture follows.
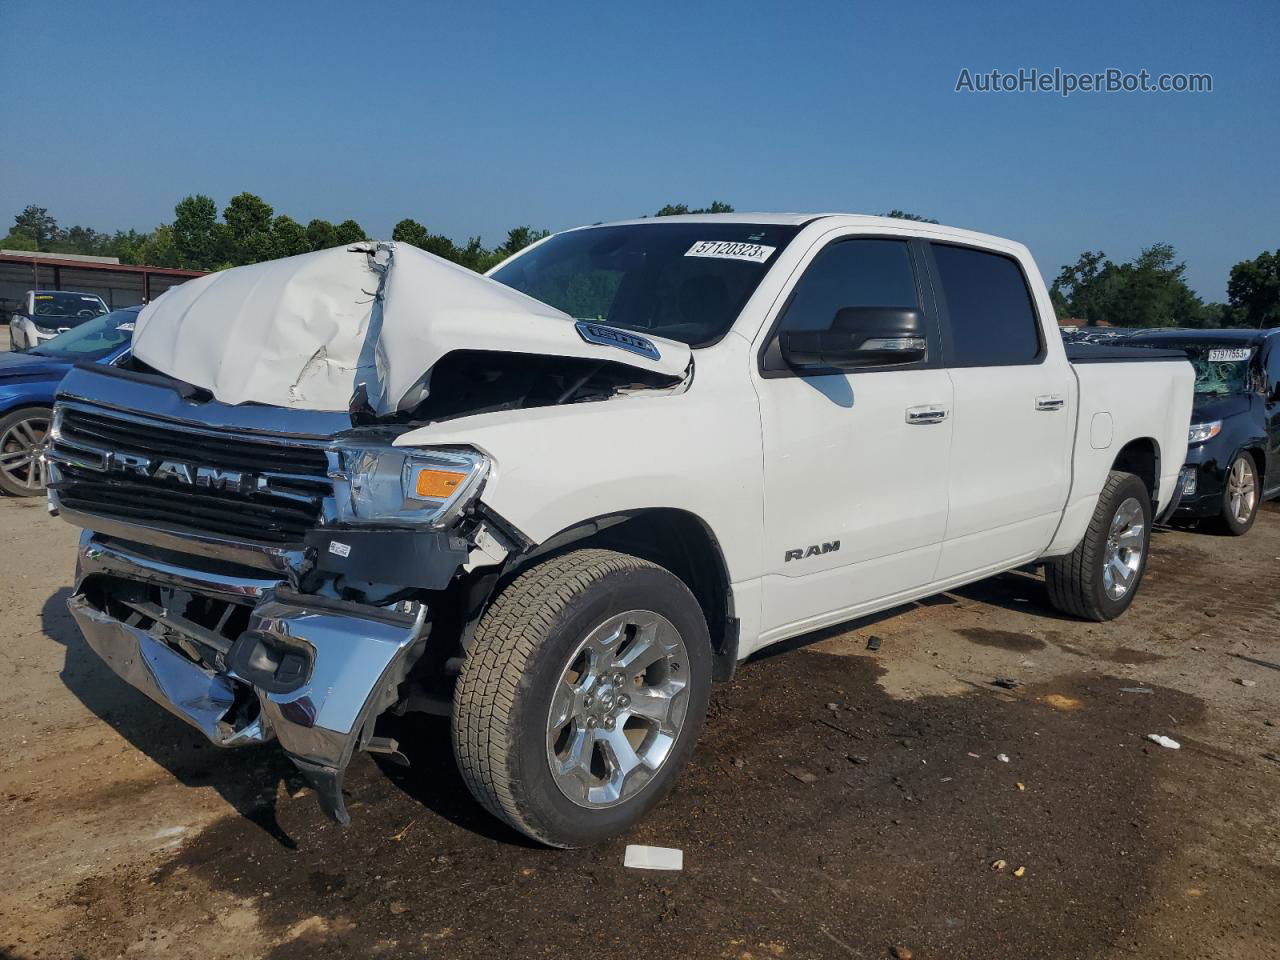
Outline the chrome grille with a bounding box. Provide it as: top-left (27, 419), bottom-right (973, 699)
top-left (50, 404), bottom-right (332, 545)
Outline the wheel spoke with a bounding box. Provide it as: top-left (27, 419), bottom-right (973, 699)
top-left (614, 629), bottom-right (669, 675)
top-left (1110, 554), bottom-right (1132, 585)
top-left (16, 420), bottom-right (45, 446)
top-left (548, 679), bottom-right (577, 730)
top-left (598, 726), bottom-right (646, 795)
top-left (625, 686), bottom-right (678, 730)
top-left (0, 450), bottom-right (30, 466)
top-left (1115, 525), bottom-right (1144, 549)
top-left (555, 724), bottom-right (595, 782)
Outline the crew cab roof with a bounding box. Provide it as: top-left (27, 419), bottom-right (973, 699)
top-left (570, 213), bottom-right (1028, 257)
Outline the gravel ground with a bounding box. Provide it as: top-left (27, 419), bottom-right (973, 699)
top-left (0, 496), bottom-right (1277, 960)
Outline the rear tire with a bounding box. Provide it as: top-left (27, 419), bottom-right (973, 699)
top-left (1216, 451), bottom-right (1259, 536)
top-left (452, 548), bottom-right (712, 847)
top-left (1045, 471), bottom-right (1152, 621)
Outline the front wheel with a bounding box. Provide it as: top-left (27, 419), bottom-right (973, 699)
top-left (1045, 470), bottom-right (1152, 621)
top-left (0, 406), bottom-right (52, 497)
top-left (1217, 451), bottom-right (1259, 536)
top-left (452, 548), bottom-right (712, 847)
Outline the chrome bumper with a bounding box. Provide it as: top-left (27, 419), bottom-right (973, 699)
top-left (70, 534), bottom-right (427, 824)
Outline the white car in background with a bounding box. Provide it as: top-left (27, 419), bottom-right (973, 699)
top-left (9, 290), bottom-right (110, 350)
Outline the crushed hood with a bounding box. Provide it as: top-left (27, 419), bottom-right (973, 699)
top-left (131, 242), bottom-right (692, 415)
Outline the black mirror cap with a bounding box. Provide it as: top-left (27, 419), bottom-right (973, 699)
top-left (780, 306), bottom-right (927, 370)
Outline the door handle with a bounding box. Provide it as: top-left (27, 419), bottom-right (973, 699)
top-left (906, 405), bottom-right (949, 425)
top-left (1036, 395), bottom-right (1065, 411)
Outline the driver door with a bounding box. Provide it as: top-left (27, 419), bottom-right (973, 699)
top-left (752, 236), bottom-right (952, 643)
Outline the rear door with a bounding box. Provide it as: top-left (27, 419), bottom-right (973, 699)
top-left (753, 234), bottom-right (953, 640)
top-left (925, 242), bottom-right (1074, 580)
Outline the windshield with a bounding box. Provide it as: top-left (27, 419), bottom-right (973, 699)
top-left (1132, 342), bottom-right (1255, 396)
top-left (29, 292), bottom-right (109, 320)
top-left (1184, 345), bottom-right (1255, 396)
top-left (489, 222), bottom-right (802, 346)
top-left (30, 309), bottom-right (137, 361)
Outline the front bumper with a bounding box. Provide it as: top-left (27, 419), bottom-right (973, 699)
top-left (1171, 450), bottom-right (1229, 520)
top-left (70, 534), bottom-right (427, 824)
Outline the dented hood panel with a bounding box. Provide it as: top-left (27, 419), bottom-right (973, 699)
top-left (132, 243), bottom-right (692, 415)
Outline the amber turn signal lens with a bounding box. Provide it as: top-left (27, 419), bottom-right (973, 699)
top-left (414, 468), bottom-right (467, 498)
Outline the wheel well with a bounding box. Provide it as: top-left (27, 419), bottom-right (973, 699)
top-left (520, 509), bottom-right (739, 681)
top-left (1112, 438), bottom-right (1160, 503)
top-left (1241, 445), bottom-right (1267, 487)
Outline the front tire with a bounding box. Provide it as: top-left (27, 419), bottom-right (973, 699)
top-left (452, 548), bottom-right (712, 847)
top-left (1217, 451), bottom-right (1259, 536)
top-left (0, 406), bottom-right (52, 497)
top-left (1045, 470), bottom-right (1152, 621)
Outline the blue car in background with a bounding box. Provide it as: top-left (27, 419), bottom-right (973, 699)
top-left (0, 306), bottom-right (138, 496)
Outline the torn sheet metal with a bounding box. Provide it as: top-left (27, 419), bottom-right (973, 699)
top-left (132, 242), bottom-right (692, 415)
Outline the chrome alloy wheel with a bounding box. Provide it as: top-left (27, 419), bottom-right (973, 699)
top-left (0, 414), bottom-right (50, 492)
top-left (1102, 496), bottom-right (1145, 600)
top-left (1227, 456), bottom-right (1258, 525)
top-left (546, 610), bottom-right (691, 808)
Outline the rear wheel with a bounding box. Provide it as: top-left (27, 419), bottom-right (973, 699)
top-left (1046, 471), bottom-right (1152, 621)
top-left (452, 548), bottom-right (711, 847)
top-left (1217, 451), bottom-right (1259, 536)
top-left (0, 407), bottom-right (52, 497)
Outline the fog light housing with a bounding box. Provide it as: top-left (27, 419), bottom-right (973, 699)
top-left (1179, 466), bottom-right (1197, 497)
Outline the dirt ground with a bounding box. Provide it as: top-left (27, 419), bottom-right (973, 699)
top-left (0, 496), bottom-right (1277, 960)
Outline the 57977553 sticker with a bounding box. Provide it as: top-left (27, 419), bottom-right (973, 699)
top-left (685, 240), bottom-right (777, 263)
top-left (1208, 348), bottom-right (1251, 362)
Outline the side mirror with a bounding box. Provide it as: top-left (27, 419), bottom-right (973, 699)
top-left (780, 306), bottom-right (927, 370)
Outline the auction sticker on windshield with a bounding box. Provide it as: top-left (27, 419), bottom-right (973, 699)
top-left (1208, 348), bottom-right (1251, 362)
top-left (685, 240), bottom-right (776, 263)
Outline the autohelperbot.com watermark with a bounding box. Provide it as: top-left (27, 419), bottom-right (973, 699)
top-left (955, 67), bottom-right (1212, 97)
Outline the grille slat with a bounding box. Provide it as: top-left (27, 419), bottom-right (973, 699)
top-left (60, 409), bottom-right (328, 475)
top-left (53, 406), bottom-right (332, 545)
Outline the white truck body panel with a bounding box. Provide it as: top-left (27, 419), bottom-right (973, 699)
top-left (398, 215), bottom-right (1195, 659)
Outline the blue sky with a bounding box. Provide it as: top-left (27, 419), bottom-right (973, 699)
top-left (1, 0), bottom-right (1275, 299)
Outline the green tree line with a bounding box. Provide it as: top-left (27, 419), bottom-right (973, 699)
top-left (4, 200), bottom-right (1275, 327)
top-left (1052, 244), bottom-right (1279, 329)
top-left (0, 196), bottom-right (737, 275)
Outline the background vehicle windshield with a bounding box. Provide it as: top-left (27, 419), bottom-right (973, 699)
top-left (490, 222), bottom-right (801, 347)
top-left (1170, 343), bottom-right (1254, 395)
top-left (30, 292), bottom-right (109, 319)
top-left (30, 309), bottom-right (136, 361)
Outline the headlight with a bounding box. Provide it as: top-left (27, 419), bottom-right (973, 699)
top-left (1187, 420), bottom-right (1222, 445)
top-left (335, 445), bottom-right (489, 526)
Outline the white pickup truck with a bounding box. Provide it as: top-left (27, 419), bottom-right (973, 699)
top-left (48, 214), bottom-right (1194, 847)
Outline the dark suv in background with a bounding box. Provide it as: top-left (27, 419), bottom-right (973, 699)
top-left (1126, 328), bottom-right (1280, 534)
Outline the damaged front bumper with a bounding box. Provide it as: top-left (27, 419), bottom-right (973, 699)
top-left (69, 534), bottom-right (427, 824)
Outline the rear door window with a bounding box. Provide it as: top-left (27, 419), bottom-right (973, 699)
top-left (930, 244), bottom-right (1042, 366)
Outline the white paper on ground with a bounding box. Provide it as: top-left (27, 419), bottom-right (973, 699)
top-left (1146, 734), bottom-right (1181, 749)
top-left (624, 845), bottom-right (684, 870)
top-left (131, 242), bottom-right (692, 415)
